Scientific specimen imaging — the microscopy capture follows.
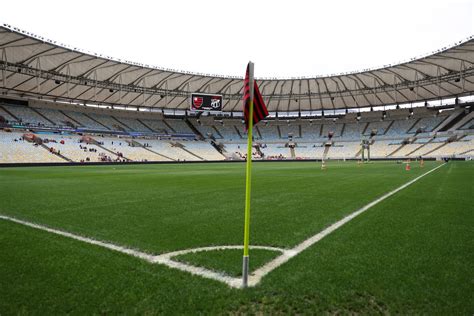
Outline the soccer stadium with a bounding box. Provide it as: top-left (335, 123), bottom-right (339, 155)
top-left (0, 1), bottom-right (473, 314)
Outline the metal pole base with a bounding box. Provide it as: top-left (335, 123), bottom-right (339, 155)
top-left (242, 255), bottom-right (249, 288)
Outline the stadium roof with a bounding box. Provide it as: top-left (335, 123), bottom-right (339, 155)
top-left (1, 23), bottom-right (474, 112)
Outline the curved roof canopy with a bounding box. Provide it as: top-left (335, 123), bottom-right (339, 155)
top-left (1, 24), bottom-right (473, 112)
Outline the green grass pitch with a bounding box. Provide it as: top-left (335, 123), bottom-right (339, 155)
top-left (0, 160), bottom-right (472, 314)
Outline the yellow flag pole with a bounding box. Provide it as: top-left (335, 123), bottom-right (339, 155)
top-left (242, 61), bottom-right (255, 288)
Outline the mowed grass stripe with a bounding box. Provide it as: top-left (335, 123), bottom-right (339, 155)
top-left (0, 161), bottom-right (439, 254)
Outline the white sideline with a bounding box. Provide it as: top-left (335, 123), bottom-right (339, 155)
top-left (0, 163), bottom-right (445, 288)
top-left (247, 162), bottom-right (446, 287)
top-left (0, 214), bottom-right (283, 287)
top-left (0, 215), bottom-right (156, 262)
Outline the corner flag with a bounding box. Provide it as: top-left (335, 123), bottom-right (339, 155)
top-left (242, 62), bottom-right (268, 288)
top-left (243, 64), bottom-right (269, 130)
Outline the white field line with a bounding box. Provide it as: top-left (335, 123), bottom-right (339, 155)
top-left (0, 214), bottom-right (284, 287)
top-left (152, 245), bottom-right (286, 288)
top-left (156, 245), bottom-right (284, 260)
top-left (0, 163), bottom-right (445, 289)
top-left (247, 162), bottom-right (446, 287)
top-left (0, 215), bottom-right (156, 262)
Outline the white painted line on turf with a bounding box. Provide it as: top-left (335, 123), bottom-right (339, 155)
top-left (246, 163), bottom-right (446, 287)
top-left (155, 245), bottom-right (285, 260)
top-left (0, 163), bottom-right (446, 289)
top-left (0, 215), bottom-right (156, 262)
top-left (152, 245), bottom-right (286, 288)
top-left (0, 214), bottom-right (283, 287)
top-left (154, 255), bottom-right (242, 288)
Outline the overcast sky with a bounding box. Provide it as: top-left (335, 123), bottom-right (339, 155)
top-left (1, 0), bottom-right (473, 78)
